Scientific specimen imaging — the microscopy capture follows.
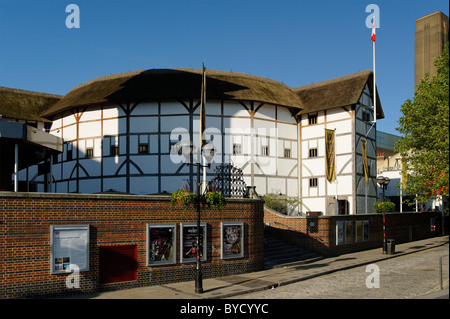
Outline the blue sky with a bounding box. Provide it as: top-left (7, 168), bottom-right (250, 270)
top-left (0, 0), bottom-right (448, 135)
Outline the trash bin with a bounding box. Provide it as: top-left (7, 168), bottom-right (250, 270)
top-left (386, 239), bottom-right (395, 255)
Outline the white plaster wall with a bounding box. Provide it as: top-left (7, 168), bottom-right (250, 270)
top-left (130, 176), bottom-right (159, 194)
top-left (302, 197), bottom-right (326, 213)
top-left (132, 102), bottom-right (159, 116)
top-left (130, 117), bottom-right (159, 133)
top-left (254, 104), bottom-right (275, 121)
top-left (327, 107), bottom-right (352, 121)
top-left (32, 99), bottom-right (302, 197)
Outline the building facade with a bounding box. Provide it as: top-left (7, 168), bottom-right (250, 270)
top-left (7, 68), bottom-right (383, 215)
top-left (415, 11), bottom-right (449, 88)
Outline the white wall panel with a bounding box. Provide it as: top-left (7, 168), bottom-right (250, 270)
top-left (132, 102), bottom-right (158, 115)
top-left (130, 117), bottom-right (159, 133)
top-left (254, 104), bottom-right (275, 120)
top-left (79, 122), bottom-right (101, 139)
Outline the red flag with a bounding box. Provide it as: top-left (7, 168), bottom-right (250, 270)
top-left (371, 17), bottom-right (376, 42)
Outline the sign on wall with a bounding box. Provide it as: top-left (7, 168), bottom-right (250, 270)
top-left (180, 223), bottom-right (207, 263)
top-left (146, 223), bottom-right (176, 266)
top-left (221, 222), bottom-right (244, 259)
top-left (336, 220), bottom-right (369, 245)
top-left (336, 220), bottom-right (345, 244)
top-left (50, 225), bottom-right (89, 274)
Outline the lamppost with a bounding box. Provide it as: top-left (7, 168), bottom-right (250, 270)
top-left (180, 141), bottom-right (215, 294)
top-left (377, 176), bottom-right (390, 254)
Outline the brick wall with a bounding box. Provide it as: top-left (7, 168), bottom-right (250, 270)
top-left (264, 207), bottom-right (442, 256)
top-left (0, 192), bottom-right (264, 299)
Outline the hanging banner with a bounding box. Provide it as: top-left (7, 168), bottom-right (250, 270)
top-left (51, 225), bottom-right (89, 274)
top-left (325, 129), bottom-right (336, 183)
top-left (147, 224), bottom-right (176, 266)
top-left (361, 139), bottom-right (369, 184)
top-left (221, 222), bottom-right (244, 259)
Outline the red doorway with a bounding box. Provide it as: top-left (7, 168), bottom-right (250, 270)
top-left (99, 245), bottom-right (138, 283)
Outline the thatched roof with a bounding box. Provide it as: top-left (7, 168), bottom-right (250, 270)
top-left (42, 68), bottom-right (305, 117)
top-left (293, 70), bottom-right (384, 119)
top-left (0, 86), bottom-right (62, 122)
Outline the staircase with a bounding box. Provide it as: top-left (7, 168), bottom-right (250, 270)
top-left (264, 236), bottom-right (323, 270)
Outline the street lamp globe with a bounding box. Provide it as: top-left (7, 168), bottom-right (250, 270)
top-left (377, 176), bottom-right (385, 186)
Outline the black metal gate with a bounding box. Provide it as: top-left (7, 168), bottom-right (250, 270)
top-left (210, 164), bottom-right (247, 198)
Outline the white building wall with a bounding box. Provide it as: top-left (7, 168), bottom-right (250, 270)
top-left (355, 84), bottom-right (377, 214)
top-left (300, 106), bottom-right (355, 215)
top-left (35, 99), bottom-right (299, 198)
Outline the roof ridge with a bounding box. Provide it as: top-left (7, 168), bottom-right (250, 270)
top-left (69, 68), bottom-right (292, 93)
top-left (293, 70), bottom-right (372, 91)
top-left (0, 86), bottom-right (63, 99)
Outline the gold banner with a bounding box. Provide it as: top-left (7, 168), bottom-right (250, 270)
top-left (361, 139), bottom-right (369, 184)
top-left (325, 129), bottom-right (336, 183)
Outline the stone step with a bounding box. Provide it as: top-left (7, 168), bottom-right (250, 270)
top-left (264, 236), bottom-right (323, 270)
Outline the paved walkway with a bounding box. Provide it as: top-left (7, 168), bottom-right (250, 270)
top-left (67, 235), bottom-right (449, 299)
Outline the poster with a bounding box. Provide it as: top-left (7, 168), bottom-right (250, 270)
top-left (51, 225), bottom-right (89, 274)
top-left (336, 221), bottom-right (345, 244)
top-left (180, 223), bottom-right (207, 263)
top-left (363, 220), bottom-right (370, 241)
top-left (221, 222), bottom-right (244, 259)
top-left (147, 224), bottom-right (176, 266)
top-left (345, 221), bottom-right (353, 243)
top-left (356, 221), bottom-right (363, 242)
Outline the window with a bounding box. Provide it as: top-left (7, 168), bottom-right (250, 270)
top-left (338, 200), bottom-right (348, 215)
top-left (284, 149), bottom-right (291, 158)
top-left (362, 109), bottom-right (371, 122)
top-left (111, 145), bottom-right (119, 156)
top-left (139, 143), bottom-right (149, 154)
top-left (309, 178), bottom-right (318, 187)
top-left (66, 143), bottom-right (73, 161)
top-left (67, 149), bottom-right (73, 161)
top-left (233, 143), bottom-right (242, 155)
top-left (308, 114), bottom-right (318, 125)
top-left (309, 148), bottom-right (318, 158)
top-left (86, 148), bottom-right (94, 158)
top-left (261, 146), bottom-right (269, 156)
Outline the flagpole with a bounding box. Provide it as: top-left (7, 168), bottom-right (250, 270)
top-left (201, 64), bottom-right (207, 194)
top-left (373, 15), bottom-right (377, 125)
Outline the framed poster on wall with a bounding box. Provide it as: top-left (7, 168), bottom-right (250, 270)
top-left (363, 220), bottom-right (370, 241)
top-left (50, 225), bottom-right (89, 274)
top-left (345, 221), bottom-right (353, 243)
top-left (336, 220), bottom-right (345, 245)
top-left (221, 222), bottom-right (244, 259)
top-left (180, 223), bottom-right (207, 263)
top-left (146, 223), bottom-right (176, 266)
top-left (356, 221), bottom-right (363, 242)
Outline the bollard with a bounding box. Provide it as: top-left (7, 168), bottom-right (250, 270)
top-left (439, 256), bottom-right (443, 290)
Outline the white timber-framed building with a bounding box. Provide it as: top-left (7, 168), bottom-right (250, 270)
top-left (1, 68), bottom-right (384, 215)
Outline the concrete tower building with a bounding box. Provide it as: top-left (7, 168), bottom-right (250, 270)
top-left (414, 11), bottom-right (449, 88)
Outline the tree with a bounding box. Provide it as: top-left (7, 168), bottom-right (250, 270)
top-left (395, 42), bottom-right (449, 207)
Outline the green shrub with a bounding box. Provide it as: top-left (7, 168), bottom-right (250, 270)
top-left (373, 201), bottom-right (395, 213)
top-left (263, 193), bottom-right (300, 215)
